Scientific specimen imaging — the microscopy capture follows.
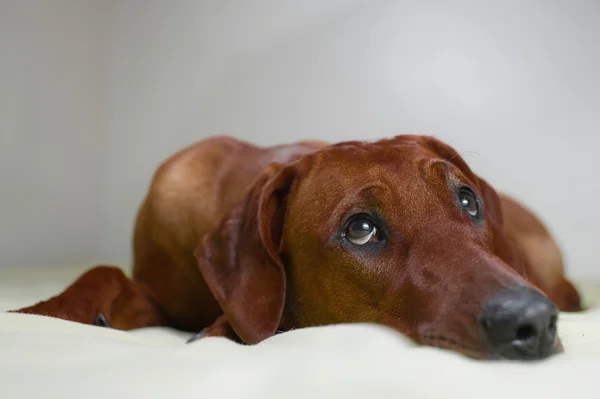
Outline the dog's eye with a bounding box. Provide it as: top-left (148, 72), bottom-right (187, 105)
top-left (459, 188), bottom-right (479, 217)
top-left (344, 216), bottom-right (379, 245)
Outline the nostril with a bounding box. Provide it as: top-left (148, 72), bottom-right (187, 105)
top-left (515, 323), bottom-right (537, 341)
top-left (548, 315), bottom-right (557, 331)
top-left (482, 287), bottom-right (559, 359)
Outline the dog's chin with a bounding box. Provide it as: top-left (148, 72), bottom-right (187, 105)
top-left (418, 334), bottom-right (563, 361)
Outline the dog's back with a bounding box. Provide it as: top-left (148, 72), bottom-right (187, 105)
top-left (131, 136), bottom-right (325, 330)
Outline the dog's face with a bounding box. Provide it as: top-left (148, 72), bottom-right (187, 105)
top-left (196, 135), bottom-right (563, 360)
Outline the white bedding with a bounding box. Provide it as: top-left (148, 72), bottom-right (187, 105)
top-left (2, 266), bottom-right (600, 399)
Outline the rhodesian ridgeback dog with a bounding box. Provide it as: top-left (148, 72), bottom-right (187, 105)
top-left (14, 135), bottom-right (582, 360)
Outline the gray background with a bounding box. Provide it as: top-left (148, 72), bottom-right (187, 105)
top-left (1, 0), bottom-right (599, 278)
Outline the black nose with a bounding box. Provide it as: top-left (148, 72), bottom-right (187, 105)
top-left (480, 286), bottom-right (559, 360)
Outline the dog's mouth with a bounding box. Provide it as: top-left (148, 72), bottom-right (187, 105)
top-left (420, 333), bottom-right (489, 359)
top-left (486, 335), bottom-right (563, 361)
top-left (419, 333), bottom-right (562, 361)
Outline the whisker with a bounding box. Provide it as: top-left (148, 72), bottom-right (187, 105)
top-left (448, 150), bottom-right (481, 163)
top-left (447, 137), bottom-right (461, 146)
top-left (459, 151), bottom-right (481, 159)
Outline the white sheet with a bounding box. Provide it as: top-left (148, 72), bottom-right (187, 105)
top-left (2, 266), bottom-right (600, 399)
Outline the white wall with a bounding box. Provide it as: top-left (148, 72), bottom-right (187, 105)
top-left (2, 1), bottom-right (600, 277)
top-left (0, 1), bottom-right (110, 267)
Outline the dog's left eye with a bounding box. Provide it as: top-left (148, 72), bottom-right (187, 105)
top-left (459, 188), bottom-right (479, 217)
top-left (344, 215), bottom-right (379, 245)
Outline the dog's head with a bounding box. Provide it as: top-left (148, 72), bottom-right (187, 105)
top-left (195, 135), bottom-right (578, 360)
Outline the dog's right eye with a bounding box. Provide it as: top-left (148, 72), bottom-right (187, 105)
top-left (343, 215), bottom-right (379, 245)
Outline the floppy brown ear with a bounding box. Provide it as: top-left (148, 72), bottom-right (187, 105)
top-left (194, 163), bottom-right (297, 344)
top-left (496, 192), bottom-right (583, 311)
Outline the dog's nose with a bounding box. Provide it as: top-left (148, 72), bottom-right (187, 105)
top-left (480, 286), bottom-right (559, 360)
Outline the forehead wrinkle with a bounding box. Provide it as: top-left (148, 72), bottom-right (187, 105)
top-left (423, 158), bottom-right (478, 191)
top-left (323, 154), bottom-right (425, 224)
top-left (309, 145), bottom-right (468, 232)
top-left (322, 182), bottom-right (389, 238)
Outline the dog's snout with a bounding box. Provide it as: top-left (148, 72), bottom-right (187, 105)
top-left (480, 287), bottom-right (559, 360)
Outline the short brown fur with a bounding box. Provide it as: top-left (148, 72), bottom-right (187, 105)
top-left (14, 135), bottom-right (582, 358)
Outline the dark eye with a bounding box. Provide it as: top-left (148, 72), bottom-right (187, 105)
top-left (459, 188), bottom-right (479, 217)
top-left (344, 215), bottom-right (379, 245)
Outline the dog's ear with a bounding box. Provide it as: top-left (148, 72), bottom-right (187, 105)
top-left (495, 193), bottom-right (583, 312)
top-left (194, 162), bottom-right (297, 344)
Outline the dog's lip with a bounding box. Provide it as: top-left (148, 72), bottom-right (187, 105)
top-left (418, 333), bottom-right (563, 361)
top-left (487, 334), bottom-right (563, 361)
top-left (419, 333), bottom-right (490, 360)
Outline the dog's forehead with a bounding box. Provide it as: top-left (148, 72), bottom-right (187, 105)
top-left (309, 137), bottom-right (454, 179)
top-left (292, 136), bottom-right (477, 207)
top-left (293, 140), bottom-right (435, 199)
top-left (320, 139), bottom-right (424, 166)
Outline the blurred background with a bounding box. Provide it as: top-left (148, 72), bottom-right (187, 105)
top-left (1, 0), bottom-right (598, 278)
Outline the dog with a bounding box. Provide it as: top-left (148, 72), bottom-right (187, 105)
top-left (15, 135), bottom-right (582, 360)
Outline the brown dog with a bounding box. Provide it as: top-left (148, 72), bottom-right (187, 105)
top-left (15, 135), bottom-right (582, 360)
